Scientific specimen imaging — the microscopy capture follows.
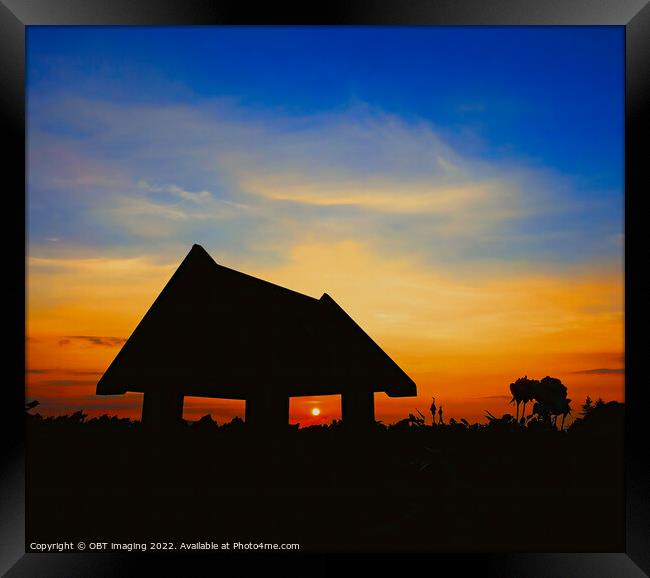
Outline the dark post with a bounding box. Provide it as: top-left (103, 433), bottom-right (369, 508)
top-left (341, 389), bottom-right (375, 428)
top-left (245, 390), bottom-right (289, 430)
top-left (141, 389), bottom-right (184, 428)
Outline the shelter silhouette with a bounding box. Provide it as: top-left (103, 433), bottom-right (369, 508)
top-left (96, 245), bottom-right (417, 430)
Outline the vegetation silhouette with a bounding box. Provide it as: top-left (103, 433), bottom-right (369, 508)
top-left (508, 376), bottom-right (537, 422)
top-left (26, 381), bottom-right (624, 552)
top-left (508, 375), bottom-right (574, 429)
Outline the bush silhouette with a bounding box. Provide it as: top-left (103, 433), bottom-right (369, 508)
top-left (25, 396), bottom-right (624, 552)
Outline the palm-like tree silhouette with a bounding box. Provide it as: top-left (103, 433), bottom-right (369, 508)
top-left (509, 376), bottom-right (538, 423)
top-left (507, 374), bottom-right (573, 431)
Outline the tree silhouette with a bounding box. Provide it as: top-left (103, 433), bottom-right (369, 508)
top-left (551, 397), bottom-right (572, 430)
top-left (521, 376), bottom-right (571, 429)
top-left (580, 396), bottom-right (594, 417)
top-left (509, 376), bottom-right (538, 422)
top-left (530, 401), bottom-right (552, 425)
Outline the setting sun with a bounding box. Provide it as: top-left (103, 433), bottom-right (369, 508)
top-left (311, 408), bottom-right (321, 416)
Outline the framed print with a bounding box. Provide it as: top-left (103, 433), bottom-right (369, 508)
top-left (2, 1), bottom-right (649, 575)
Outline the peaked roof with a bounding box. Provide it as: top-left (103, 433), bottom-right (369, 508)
top-left (97, 245), bottom-right (416, 399)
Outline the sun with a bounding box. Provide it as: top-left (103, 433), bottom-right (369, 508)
top-left (311, 408), bottom-right (321, 416)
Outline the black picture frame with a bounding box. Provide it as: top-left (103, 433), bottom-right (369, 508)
top-left (2, 1), bottom-right (648, 575)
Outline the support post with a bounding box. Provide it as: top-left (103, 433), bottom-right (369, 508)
top-left (245, 391), bottom-right (289, 431)
top-left (341, 389), bottom-right (375, 428)
top-left (141, 389), bottom-right (184, 428)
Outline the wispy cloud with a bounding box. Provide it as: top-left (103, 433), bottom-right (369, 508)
top-left (26, 368), bottom-right (103, 376)
top-left (71, 370), bottom-right (103, 375)
top-left (39, 379), bottom-right (98, 387)
top-left (27, 94), bottom-right (622, 270)
top-left (60, 336), bottom-right (126, 347)
top-left (573, 368), bottom-right (625, 374)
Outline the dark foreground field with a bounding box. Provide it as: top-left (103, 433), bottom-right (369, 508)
top-left (26, 404), bottom-right (624, 552)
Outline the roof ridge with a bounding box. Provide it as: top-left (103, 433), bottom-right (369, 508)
top-left (189, 245), bottom-right (319, 303)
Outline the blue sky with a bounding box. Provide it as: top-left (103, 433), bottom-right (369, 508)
top-left (28, 26), bottom-right (623, 175)
top-left (27, 26), bottom-right (624, 268)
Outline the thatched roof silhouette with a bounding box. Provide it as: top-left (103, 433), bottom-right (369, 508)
top-left (97, 245), bottom-right (416, 400)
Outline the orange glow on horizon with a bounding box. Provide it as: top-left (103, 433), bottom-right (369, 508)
top-left (26, 242), bottom-right (624, 426)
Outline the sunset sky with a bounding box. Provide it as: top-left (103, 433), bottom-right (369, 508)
top-left (26, 26), bottom-right (624, 425)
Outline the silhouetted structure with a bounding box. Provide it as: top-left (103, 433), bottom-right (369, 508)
top-left (96, 245), bottom-right (416, 430)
